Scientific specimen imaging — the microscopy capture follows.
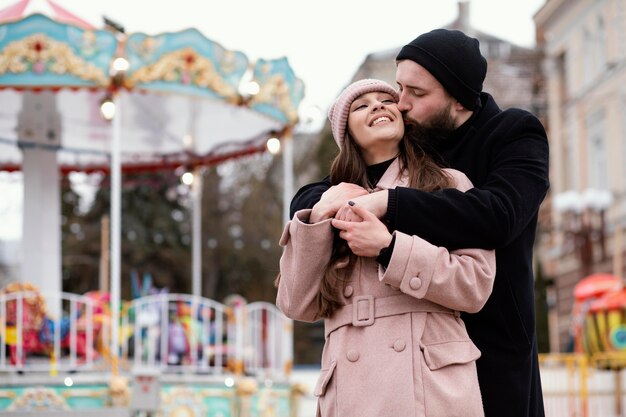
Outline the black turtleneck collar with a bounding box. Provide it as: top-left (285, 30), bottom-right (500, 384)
top-left (367, 157), bottom-right (395, 187)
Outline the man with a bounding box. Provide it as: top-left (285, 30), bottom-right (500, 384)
top-left (290, 29), bottom-right (549, 417)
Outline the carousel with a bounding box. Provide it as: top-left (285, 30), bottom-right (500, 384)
top-left (571, 273), bottom-right (626, 359)
top-left (0, 1), bottom-right (305, 415)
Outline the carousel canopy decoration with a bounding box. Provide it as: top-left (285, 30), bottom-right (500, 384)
top-left (0, 13), bottom-right (117, 89)
top-left (124, 29), bottom-right (247, 102)
top-left (0, 0), bottom-right (305, 172)
top-left (249, 57), bottom-right (304, 125)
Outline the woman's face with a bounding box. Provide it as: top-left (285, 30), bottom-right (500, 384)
top-left (347, 91), bottom-right (404, 165)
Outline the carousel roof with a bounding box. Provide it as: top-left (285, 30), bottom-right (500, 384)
top-left (0, 0), bottom-right (305, 173)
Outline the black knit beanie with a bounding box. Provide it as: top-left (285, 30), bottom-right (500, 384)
top-left (396, 29), bottom-right (487, 110)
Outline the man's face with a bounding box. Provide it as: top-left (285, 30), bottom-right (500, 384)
top-left (395, 60), bottom-right (458, 134)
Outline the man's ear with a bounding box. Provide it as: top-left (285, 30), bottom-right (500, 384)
top-left (453, 100), bottom-right (466, 112)
top-left (452, 101), bottom-right (473, 128)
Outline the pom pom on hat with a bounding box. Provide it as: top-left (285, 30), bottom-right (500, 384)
top-left (328, 79), bottom-right (399, 149)
top-left (396, 29), bottom-right (487, 110)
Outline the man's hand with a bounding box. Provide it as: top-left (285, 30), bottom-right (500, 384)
top-left (335, 190), bottom-right (389, 222)
top-left (332, 202), bottom-right (393, 257)
top-left (309, 183), bottom-right (368, 223)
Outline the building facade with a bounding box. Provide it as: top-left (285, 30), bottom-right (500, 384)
top-left (534, 0), bottom-right (626, 351)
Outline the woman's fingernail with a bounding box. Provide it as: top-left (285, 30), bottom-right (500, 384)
top-left (348, 201), bottom-right (355, 206)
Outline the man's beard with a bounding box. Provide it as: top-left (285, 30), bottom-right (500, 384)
top-left (403, 104), bottom-right (456, 144)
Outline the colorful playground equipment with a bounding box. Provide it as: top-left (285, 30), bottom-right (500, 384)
top-left (570, 273), bottom-right (626, 355)
top-left (0, 280), bottom-right (295, 415)
top-left (0, 281), bottom-right (292, 375)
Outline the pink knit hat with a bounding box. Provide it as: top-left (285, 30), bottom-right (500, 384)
top-left (328, 79), bottom-right (399, 149)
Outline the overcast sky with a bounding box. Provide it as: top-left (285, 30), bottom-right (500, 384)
top-left (0, 0), bottom-right (547, 240)
top-left (2, 0), bottom-right (546, 119)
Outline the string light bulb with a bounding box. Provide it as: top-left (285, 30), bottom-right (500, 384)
top-left (266, 137), bottom-right (280, 154)
top-left (181, 171), bottom-right (194, 185)
top-left (100, 95), bottom-right (115, 121)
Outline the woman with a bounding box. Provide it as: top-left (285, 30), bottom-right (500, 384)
top-left (276, 79), bottom-right (495, 417)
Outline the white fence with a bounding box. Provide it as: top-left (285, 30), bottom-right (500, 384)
top-left (0, 290), bottom-right (292, 379)
top-left (540, 353), bottom-right (626, 417)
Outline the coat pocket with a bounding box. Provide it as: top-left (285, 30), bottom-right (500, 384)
top-left (421, 340), bottom-right (481, 370)
top-left (314, 360), bottom-right (337, 397)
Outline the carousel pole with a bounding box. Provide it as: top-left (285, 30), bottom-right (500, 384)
top-left (103, 40), bottom-right (129, 371)
top-left (110, 90), bottom-right (122, 370)
top-left (191, 166), bottom-right (203, 298)
top-left (99, 215), bottom-right (110, 293)
top-left (282, 127), bottom-right (294, 226)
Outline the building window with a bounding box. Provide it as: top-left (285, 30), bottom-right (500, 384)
top-left (596, 16), bottom-right (607, 72)
top-left (586, 109), bottom-right (608, 189)
top-left (565, 111), bottom-right (579, 190)
top-left (583, 28), bottom-right (593, 85)
top-left (557, 53), bottom-right (568, 103)
top-left (498, 42), bottom-right (511, 59)
top-left (481, 41), bottom-right (512, 61)
top-left (581, 16), bottom-right (608, 85)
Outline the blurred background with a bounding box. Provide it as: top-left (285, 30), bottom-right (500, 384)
top-left (0, 0), bottom-right (625, 416)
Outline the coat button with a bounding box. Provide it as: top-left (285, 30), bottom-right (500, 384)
top-left (409, 277), bottom-right (422, 290)
top-left (343, 285), bottom-right (354, 298)
top-left (346, 350), bottom-right (360, 362)
top-left (393, 339), bottom-right (406, 352)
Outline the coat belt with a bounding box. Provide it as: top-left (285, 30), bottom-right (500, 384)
top-left (324, 294), bottom-right (457, 338)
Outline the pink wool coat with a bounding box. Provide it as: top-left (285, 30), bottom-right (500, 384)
top-left (276, 160), bottom-right (496, 417)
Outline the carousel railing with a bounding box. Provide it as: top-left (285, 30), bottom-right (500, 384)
top-left (122, 293), bottom-right (231, 374)
top-left (240, 301), bottom-right (293, 379)
top-left (0, 290), bottom-right (293, 380)
top-left (0, 290), bottom-right (106, 372)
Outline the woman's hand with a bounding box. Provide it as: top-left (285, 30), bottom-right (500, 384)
top-left (331, 202), bottom-right (393, 257)
top-left (309, 183), bottom-right (368, 223)
top-left (335, 190), bottom-right (388, 222)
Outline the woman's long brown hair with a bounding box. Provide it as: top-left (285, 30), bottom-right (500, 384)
top-left (316, 131), bottom-right (452, 318)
